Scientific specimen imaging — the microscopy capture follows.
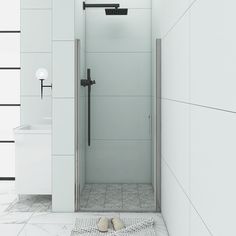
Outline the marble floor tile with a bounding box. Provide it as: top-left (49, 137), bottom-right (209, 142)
top-left (0, 224), bottom-right (25, 236)
top-left (18, 223), bottom-right (74, 236)
top-left (6, 195), bottom-right (52, 213)
top-left (0, 212), bottom-right (33, 224)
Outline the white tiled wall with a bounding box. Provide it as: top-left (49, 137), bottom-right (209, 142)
top-left (52, 0), bottom-right (75, 212)
top-left (0, 0), bottom-right (20, 30)
top-left (52, 42), bottom-right (75, 98)
top-left (0, 0), bottom-right (20, 178)
top-left (20, 2), bottom-right (52, 125)
top-left (160, 0), bottom-right (236, 235)
top-left (0, 34), bottom-right (20, 67)
top-left (52, 156), bottom-right (75, 212)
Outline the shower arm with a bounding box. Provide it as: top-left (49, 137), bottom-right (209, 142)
top-left (83, 2), bottom-right (120, 10)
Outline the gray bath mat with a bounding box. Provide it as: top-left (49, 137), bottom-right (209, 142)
top-left (71, 217), bottom-right (156, 236)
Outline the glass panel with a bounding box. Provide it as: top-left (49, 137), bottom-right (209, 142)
top-left (0, 144), bottom-right (15, 177)
top-left (0, 70), bottom-right (20, 104)
top-left (0, 107), bottom-right (20, 140)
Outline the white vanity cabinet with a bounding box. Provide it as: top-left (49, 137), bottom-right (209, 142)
top-left (14, 125), bottom-right (52, 195)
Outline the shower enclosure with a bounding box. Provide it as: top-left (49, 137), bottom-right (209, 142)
top-left (75, 0), bottom-right (161, 212)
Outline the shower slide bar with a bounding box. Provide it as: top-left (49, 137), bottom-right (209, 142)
top-left (81, 69), bottom-right (96, 146)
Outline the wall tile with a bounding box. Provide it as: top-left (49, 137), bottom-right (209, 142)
top-left (52, 156), bottom-right (74, 212)
top-left (0, 34), bottom-right (20, 67)
top-left (162, 160), bottom-right (190, 236)
top-left (162, 12), bottom-right (189, 102)
top-left (21, 10), bottom-right (51, 52)
top-left (86, 9), bottom-right (151, 52)
top-left (52, 42), bottom-right (74, 98)
top-left (52, 98), bottom-right (74, 155)
top-left (0, 0), bottom-right (20, 30)
top-left (0, 70), bottom-right (20, 104)
top-left (86, 140), bottom-right (151, 183)
top-left (87, 53), bottom-right (151, 96)
top-left (191, 105), bottom-right (236, 235)
top-left (91, 97), bottom-right (151, 140)
top-left (20, 96), bottom-right (52, 125)
top-left (21, 0), bottom-right (52, 9)
top-left (21, 53), bottom-right (52, 96)
top-left (162, 99), bottom-right (190, 195)
top-left (190, 0), bottom-right (236, 112)
top-left (53, 0), bottom-right (74, 40)
top-left (190, 207), bottom-right (211, 236)
top-left (160, 0), bottom-right (189, 36)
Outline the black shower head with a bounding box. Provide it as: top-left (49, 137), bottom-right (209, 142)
top-left (105, 8), bottom-right (128, 15)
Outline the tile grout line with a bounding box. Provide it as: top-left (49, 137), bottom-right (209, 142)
top-left (17, 212), bottom-right (34, 236)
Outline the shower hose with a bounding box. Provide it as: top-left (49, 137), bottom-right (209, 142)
top-left (71, 218), bottom-right (155, 235)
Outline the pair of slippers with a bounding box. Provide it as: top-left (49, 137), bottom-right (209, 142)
top-left (97, 217), bottom-right (125, 233)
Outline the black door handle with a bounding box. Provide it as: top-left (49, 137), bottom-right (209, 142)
top-left (81, 69), bottom-right (96, 146)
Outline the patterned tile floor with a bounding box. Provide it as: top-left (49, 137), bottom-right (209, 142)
top-left (80, 184), bottom-right (158, 211)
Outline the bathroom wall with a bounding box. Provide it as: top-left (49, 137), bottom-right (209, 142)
top-left (21, 0), bottom-right (52, 125)
top-left (0, 0), bottom-right (20, 178)
top-left (159, 0), bottom-right (236, 235)
top-left (52, 0), bottom-right (75, 212)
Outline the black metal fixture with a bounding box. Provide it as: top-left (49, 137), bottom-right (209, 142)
top-left (39, 79), bottom-right (52, 99)
top-left (81, 68), bottom-right (96, 146)
top-left (83, 2), bottom-right (128, 15)
top-left (35, 68), bottom-right (52, 99)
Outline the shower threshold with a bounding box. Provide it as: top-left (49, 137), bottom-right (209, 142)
top-left (79, 184), bottom-right (158, 212)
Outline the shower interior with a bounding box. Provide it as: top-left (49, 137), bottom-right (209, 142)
top-left (76, 0), bottom-right (160, 212)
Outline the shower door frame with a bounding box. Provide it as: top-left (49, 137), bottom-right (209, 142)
top-left (75, 38), bottom-right (161, 212)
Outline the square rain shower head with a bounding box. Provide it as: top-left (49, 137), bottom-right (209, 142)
top-left (105, 8), bottom-right (128, 15)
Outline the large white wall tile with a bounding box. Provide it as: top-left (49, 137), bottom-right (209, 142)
top-left (162, 99), bottom-right (190, 195)
top-left (21, 0), bottom-right (52, 9)
top-left (162, 12), bottom-right (189, 102)
top-left (0, 0), bottom-right (20, 30)
top-left (190, 0), bottom-right (236, 112)
top-left (162, 160), bottom-right (190, 236)
top-left (0, 34), bottom-right (20, 67)
top-left (91, 97), bottom-right (151, 140)
top-left (52, 157), bottom-right (74, 212)
top-left (160, 0), bottom-right (189, 36)
top-left (0, 70), bottom-right (20, 104)
top-left (0, 107), bottom-right (20, 140)
top-left (52, 99), bottom-right (74, 155)
top-left (190, 207), bottom-right (211, 236)
top-left (21, 53), bottom-right (52, 96)
top-left (87, 53), bottom-right (151, 96)
top-left (191, 105), bottom-right (236, 235)
top-left (21, 10), bottom-right (51, 52)
top-left (20, 96), bottom-right (52, 125)
top-left (86, 140), bottom-right (151, 183)
top-left (86, 0), bottom-right (151, 8)
top-left (53, 0), bottom-right (74, 40)
top-left (53, 42), bottom-right (75, 98)
top-left (86, 9), bottom-right (151, 52)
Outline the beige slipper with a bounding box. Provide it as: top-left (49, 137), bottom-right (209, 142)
top-left (111, 217), bottom-right (125, 231)
top-left (97, 217), bottom-right (109, 233)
